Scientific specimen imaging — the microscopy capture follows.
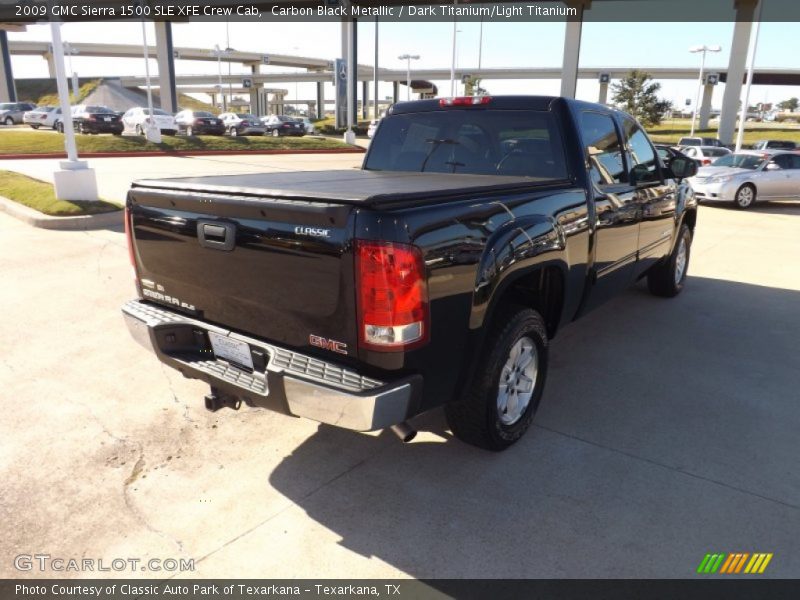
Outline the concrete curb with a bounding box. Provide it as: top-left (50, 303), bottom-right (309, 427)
top-left (0, 195), bottom-right (122, 230)
top-left (0, 148), bottom-right (366, 160)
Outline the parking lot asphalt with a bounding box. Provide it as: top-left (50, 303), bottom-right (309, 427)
top-left (1, 157), bottom-right (799, 579)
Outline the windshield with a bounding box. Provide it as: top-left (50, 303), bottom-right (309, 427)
top-left (0, 103), bottom-right (13, 110)
top-left (237, 114), bottom-right (257, 119)
top-left (364, 109), bottom-right (568, 179)
top-left (144, 109), bottom-right (170, 116)
top-left (711, 154), bottom-right (765, 169)
top-left (276, 115), bottom-right (294, 122)
top-left (195, 111), bottom-right (214, 117)
top-left (704, 148), bottom-right (730, 157)
top-left (86, 106), bottom-right (114, 113)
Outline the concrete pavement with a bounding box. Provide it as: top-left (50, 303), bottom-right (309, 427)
top-left (1, 172), bottom-right (799, 579)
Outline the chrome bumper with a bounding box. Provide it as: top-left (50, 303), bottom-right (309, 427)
top-left (122, 300), bottom-right (419, 431)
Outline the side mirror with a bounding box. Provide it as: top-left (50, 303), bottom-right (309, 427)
top-left (765, 162), bottom-right (780, 171)
top-left (670, 156), bottom-right (698, 180)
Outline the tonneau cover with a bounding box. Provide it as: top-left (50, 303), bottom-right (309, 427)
top-left (131, 170), bottom-right (548, 208)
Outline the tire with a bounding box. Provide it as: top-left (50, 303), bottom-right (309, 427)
top-left (78, 122), bottom-right (87, 135)
top-left (186, 126), bottom-right (193, 137)
top-left (272, 129), bottom-right (280, 137)
top-left (30, 124), bottom-right (40, 130)
top-left (135, 125), bottom-right (143, 136)
top-left (56, 122), bottom-right (64, 133)
top-left (4, 117), bottom-right (13, 126)
top-left (647, 223), bottom-right (692, 298)
top-left (229, 127), bottom-right (238, 137)
top-left (734, 183), bottom-right (756, 209)
top-left (445, 306), bottom-right (548, 451)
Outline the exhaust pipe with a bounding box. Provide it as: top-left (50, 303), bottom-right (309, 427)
top-left (389, 422), bottom-right (417, 443)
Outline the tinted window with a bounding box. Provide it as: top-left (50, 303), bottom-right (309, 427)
top-left (679, 138), bottom-right (701, 146)
top-left (767, 140), bottom-right (796, 149)
top-left (771, 154), bottom-right (794, 169)
top-left (366, 109), bottom-right (567, 179)
top-left (195, 111), bottom-right (214, 117)
top-left (711, 154), bottom-right (765, 169)
top-left (581, 112), bottom-right (626, 186)
top-left (623, 118), bottom-right (660, 184)
top-left (705, 148), bottom-right (730, 157)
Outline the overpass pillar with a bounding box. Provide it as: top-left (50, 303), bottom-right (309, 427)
top-left (250, 64), bottom-right (261, 116)
top-left (699, 82), bottom-right (715, 129)
top-left (0, 30), bottom-right (16, 102)
top-left (362, 80), bottom-right (368, 120)
top-left (154, 22), bottom-right (177, 113)
top-left (316, 81), bottom-right (324, 119)
top-left (44, 52), bottom-right (57, 78)
top-left (560, 1), bottom-right (590, 98)
top-left (598, 82), bottom-right (608, 104)
top-left (719, 0), bottom-right (757, 144)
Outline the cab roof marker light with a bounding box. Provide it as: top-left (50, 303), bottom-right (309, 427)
top-left (439, 96), bottom-right (492, 107)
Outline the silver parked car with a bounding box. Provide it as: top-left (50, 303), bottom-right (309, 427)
top-left (0, 102), bottom-right (37, 125)
top-left (689, 151), bottom-right (800, 209)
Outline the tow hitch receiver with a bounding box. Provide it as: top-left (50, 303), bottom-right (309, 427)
top-left (204, 388), bottom-right (242, 412)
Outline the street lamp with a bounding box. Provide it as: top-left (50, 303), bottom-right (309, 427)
top-left (689, 44), bottom-right (721, 136)
top-left (398, 54), bottom-right (420, 101)
top-left (210, 44), bottom-right (233, 111)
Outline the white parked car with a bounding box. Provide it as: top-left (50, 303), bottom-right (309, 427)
top-left (681, 145), bottom-right (731, 167)
top-left (689, 151), bottom-right (800, 209)
top-left (122, 107), bottom-right (177, 136)
top-left (23, 106), bottom-right (61, 129)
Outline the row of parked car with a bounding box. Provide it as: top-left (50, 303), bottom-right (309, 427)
top-left (11, 103), bottom-right (316, 138)
top-left (657, 137), bottom-right (800, 210)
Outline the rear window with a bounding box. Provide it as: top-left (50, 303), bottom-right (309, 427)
top-left (364, 109), bottom-right (568, 179)
top-left (705, 148), bottom-right (730, 157)
top-left (767, 140), bottom-right (796, 149)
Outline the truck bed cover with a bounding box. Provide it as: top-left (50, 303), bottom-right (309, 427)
top-left (131, 170), bottom-right (550, 209)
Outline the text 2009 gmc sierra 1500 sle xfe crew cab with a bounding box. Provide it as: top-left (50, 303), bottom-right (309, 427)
top-left (122, 96), bottom-right (698, 450)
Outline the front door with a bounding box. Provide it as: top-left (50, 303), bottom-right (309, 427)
top-left (579, 111), bottom-right (641, 312)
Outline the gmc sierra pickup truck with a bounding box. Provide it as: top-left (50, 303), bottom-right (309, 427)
top-left (122, 96), bottom-right (698, 451)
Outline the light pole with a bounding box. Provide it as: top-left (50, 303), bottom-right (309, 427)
top-left (211, 44), bottom-right (231, 111)
top-left (398, 54), bottom-right (419, 101)
top-left (689, 44), bottom-right (721, 136)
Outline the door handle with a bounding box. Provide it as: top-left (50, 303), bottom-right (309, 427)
top-left (197, 220), bottom-right (236, 251)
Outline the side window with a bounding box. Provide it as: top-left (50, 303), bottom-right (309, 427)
top-left (791, 155), bottom-right (800, 170)
top-left (771, 154), bottom-right (794, 169)
top-left (623, 118), bottom-right (661, 184)
top-left (580, 112), bottom-right (627, 186)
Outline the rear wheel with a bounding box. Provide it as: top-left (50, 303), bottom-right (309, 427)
top-left (135, 124), bottom-right (143, 135)
top-left (734, 184), bottom-right (756, 209)
top-left (186, 126), bottom-right (193, 137)
top-left (30, 124), bottom-right (40, 130)
top-left (229, 127), bottom-right (238, 137)
top-left (3, 117), bottom-right (13, 126)
top-left (272, 129), bottom-right (280, 137)
top-left (647, 223), bottom-right (692, 297)
top-left (56, 121), bottom-right (64, 133)
top-left (78, 122), bottom-right (87, 135)
top-left (446, 306), bottom-right (548, 451)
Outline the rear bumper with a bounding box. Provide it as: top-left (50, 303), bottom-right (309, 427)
top-left (121, 299), bottom-right (420, 431)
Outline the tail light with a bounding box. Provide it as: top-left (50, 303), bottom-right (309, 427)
top-left (702, 159), bottom-right (711, 165)
top-left (124, 206), bottom-right (138, 284)
top-left (439, 96), bottom-right (492, 107)
top-left (355, 240), bottom-right (429, 352)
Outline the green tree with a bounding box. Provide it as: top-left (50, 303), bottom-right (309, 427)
top-left (610, 70), bottom-right (673, 127)
top-left (778, 97), bottom-right (799, 112)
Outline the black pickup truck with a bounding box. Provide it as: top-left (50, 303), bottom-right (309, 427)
top-left (122, 96), bottom-right (697, 450)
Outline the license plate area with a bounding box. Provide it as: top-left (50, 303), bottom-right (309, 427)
top-left (209, 331), bottom-right (254, 371)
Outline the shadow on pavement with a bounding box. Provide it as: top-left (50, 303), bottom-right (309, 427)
top-left (268, 276), bottom-right (800, 578)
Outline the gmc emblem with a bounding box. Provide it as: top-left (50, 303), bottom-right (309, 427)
top-left (309, 334), bottom-right (348, 355)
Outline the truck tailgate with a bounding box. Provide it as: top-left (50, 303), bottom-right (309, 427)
top-left (127, 186), bottom-right (358, 355)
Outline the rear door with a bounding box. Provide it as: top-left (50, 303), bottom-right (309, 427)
top-left (579, 110), bottom-right (641, 311)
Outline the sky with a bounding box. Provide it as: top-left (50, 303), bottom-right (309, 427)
top-left (7, 17), bottom-right (800, 111)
